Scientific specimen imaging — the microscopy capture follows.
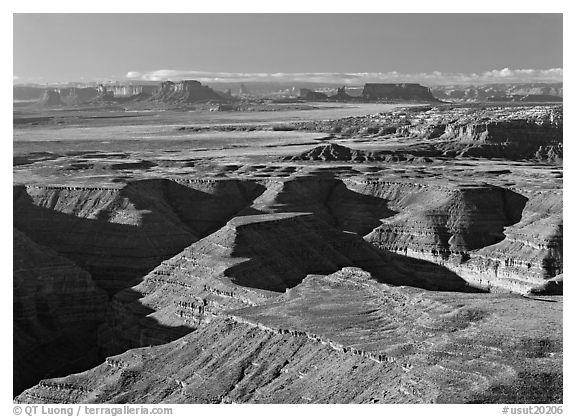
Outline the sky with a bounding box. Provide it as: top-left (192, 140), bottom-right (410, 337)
top-left (13, 13), bottom-right (563, 85)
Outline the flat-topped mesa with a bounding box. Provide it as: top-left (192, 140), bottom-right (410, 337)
top-left (361, 83), bottom-right (438, 102)
top-left (298, 88), bottom-right (329, 101)
top-left (152, 79), bottom-right (228, 104)
top-left (56, 87), bottom-right (99, 106)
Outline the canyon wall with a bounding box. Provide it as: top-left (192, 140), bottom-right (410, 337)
top-left (17, 268), bottom-right (562, 404)
top-left (14, 229), bottom-right (108, 395)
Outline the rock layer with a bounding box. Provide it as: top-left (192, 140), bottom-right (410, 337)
top-left (98, 212), bottom-right (476, 356)
top-left (13, 179), bottom-right (265, 294)
top-left (13, 229), bottom-right (107, 395)
top-left (360, 180), bottom-right (561, 293)
top-left (151, 80), bottom-right (227, 104)
top-left (361, 83), bottom-right (438, 102)
top-left (17, 268), bottom-right (562, 404)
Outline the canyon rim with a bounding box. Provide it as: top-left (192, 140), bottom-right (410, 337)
top-left (12, 12), bottom-right (563, 410)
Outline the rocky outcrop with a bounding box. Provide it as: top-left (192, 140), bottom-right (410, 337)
top-left (17, 268), bottom-right (562, 404)
top-left (292, 104), bottom-right (562, 163)
top-left (282, 143), bottom-right (434, 163)
top-left (13, 86), bottom-right (45, 101)
top-left (439, 118), bottom-right (562, 162)
top-left (365, 183), bottom-right (528, 258)
top-left (430, 82), bottom-right (563, 103)
top-left (330, 86), bottom-right (353, 101)
top-left (36, 90), bottom-right (64, 107)
top-left (13, 179), bottom-right (265, 294)
top-left (282, 143), bottom-right (373, 162)
top-left (57, 87), bottom-right (99, 105)
top-left (249, 174), bottom-right (396, 236)
top-left (360, 180), bottom-right (562, 293)
top-left (13, 229), bottom-right (107, 395)
top-left (361, 83), bottom-right (438, 102)
top-left (299, 88), bottom-right (328, 101)
top-left (98, 210), bottom-right (478, 356)
top-left (151, 80), bottom-right (227, 104)
top-left (455, 191), bottom-right (562, 294)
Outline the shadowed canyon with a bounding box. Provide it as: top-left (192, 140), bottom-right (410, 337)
top-left (13, 93), bottom-right (562, 403)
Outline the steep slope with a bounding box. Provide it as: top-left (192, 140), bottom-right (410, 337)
top-left (151, 80), bottom-right (227, 104)
top-left (282, 143), bottom-right (436, 163)
top-left (13, 229), bottom-right (107, 395)
top-left (13, 179), bottom-right (265, 294)
top-left (250, 173), bottom-right (395, 236)
top-left (456, 191), bottom-right (563, 294)
top-left (365, 183), bottom-right (527, 258)
top-left (98, 212), bottom-right (474, 356)
top-left (438, 118), bottom-right (563, 162)
top-left (282, 143), bottom-right (370, 161)
top-left (360, 180), bottom-right (561, 293)
top-left (35, 90), bottom-right (64, 107)
top-left (17, 268), bottom-right (562, 404)
top-left (361, 83), bottom-right (438, 102)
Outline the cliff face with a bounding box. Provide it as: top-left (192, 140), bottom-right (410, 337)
top-left (57, 87), bottom-right (99, 105)
top-left (17, 268), bottom-right (562, 404)
top-left (13, 229), bottom-right (107, 396)
top-left (439, 119), bottom-right (563, 162)
top-left (365, 184), bottom-right (528, 257)
top-left (357, 180), bottom-right (562, 293)
top-left (98, 211), bottom-right (475, 356)
top-left (36, 90), bottom-right (64, 107)
top-left (13, 179), bottom-right (265, 294)
top-left (292, 105), bottom-right (562, 163)
top-left (431, 82), bottom-right (563, 102)
top-left (361, 83), bottom-right (438, 101)
top-left (298, 88), bottom-right (328, 100)
top-left (151, 80), bottom-right (227, 104)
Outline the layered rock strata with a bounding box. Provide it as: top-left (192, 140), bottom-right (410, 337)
top-left (13, 229), bottom-right (108, 395)
top-left (359, 180), bottom-right (561, 293)
top-left (361, 83), bottom-right (438, 102)
top-left (17, 268), bottom-right (562, 404)
top-left (13, 179), bottom-right (265, 294)
top-left (98, 211), bottom-right (477, 356)
top-left (151, 80), bottom-right (227, 104)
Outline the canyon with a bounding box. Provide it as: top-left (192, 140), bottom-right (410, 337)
top-left (13, 99), bottom-right (562, 403)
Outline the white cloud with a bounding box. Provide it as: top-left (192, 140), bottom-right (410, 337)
top-left (125, 68), bottom-right (563, 85)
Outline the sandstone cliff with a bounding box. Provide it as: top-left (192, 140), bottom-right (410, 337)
top-left (361, 83), bottom-right (438, 102)
top-left (35, 90), bottom-right (64, 107)
top-left (13, 229), bottom-right (107, 395)
top-left (97, 208), bottom-right (479, 356)
top-left (358, 180), bottom-right (562, 293)
top-left (13, 179), bottom-right (265, 294)
top-left (151, 80), bottom-right (228, 104)
top-left (17, 268), bottom-right (562, 404)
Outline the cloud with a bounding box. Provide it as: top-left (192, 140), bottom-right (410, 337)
top-left (125, 68), bottom-right (563, 85)
top-left (13, 75), bottom-right (19, 81)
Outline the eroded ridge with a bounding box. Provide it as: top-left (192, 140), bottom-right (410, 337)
top-left (17, 268), bottom-right (562, 404)
top-left (13, 229), bottom-right (108, 395)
